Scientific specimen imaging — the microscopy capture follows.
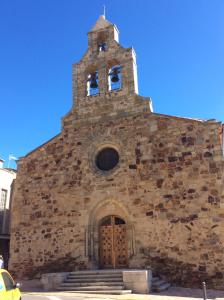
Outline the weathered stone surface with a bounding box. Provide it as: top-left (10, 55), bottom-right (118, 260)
top-left (123, 270), bottom-right (152, 293)
top-left (9, 16), bottom-right (224, 289)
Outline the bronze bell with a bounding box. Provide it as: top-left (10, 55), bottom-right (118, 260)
top-left (110, 68), bottom-right (120, 83)
top-left (111, 68), bottom-right (119, 83)
top-left (99, 42), bottom-right (107, 52)
top-left (90, 73), bottom-right (98, 89)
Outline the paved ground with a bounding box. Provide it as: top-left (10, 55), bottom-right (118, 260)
top-left (20, 279), bottom-right (224, 300)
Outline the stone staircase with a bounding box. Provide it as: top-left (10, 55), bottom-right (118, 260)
top-left (57, 270), bottom-right (132, 294)
top-left (152, 276), bottom-right (171, 292)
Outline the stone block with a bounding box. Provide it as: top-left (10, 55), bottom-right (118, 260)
top-left (122, 270), bottom-right (152, 294)
top-left (41, 272), bottom-right (69, 291)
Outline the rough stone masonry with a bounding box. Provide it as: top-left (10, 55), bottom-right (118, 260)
top-left (9, 16), bottom-right (224, 288)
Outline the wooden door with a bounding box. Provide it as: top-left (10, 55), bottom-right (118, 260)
top-left (99, 215), bottom-right (128, 268)
top-left (99, 225), bottom-right (113, 268)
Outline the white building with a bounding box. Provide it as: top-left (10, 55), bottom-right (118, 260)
top-left (0, 158), bottom-right (16, 267)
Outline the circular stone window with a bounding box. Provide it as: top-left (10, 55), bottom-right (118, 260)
top-left (95, 147), bottom-right (119, 171)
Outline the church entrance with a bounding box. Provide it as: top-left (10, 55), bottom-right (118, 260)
top-left (99, 215), bottom-right (128, 268)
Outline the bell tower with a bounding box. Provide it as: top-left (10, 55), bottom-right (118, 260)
top-left (73, 15), bottom-right (138, 101)
top-left (63, 15), bottom-right (152, 125)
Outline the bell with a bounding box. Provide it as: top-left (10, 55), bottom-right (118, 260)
top-left (99, 42), bottom-right (107, 52)
top-left (111, 69), bottom-right (119, 83)
top-left (90, 73), bottom-right (98, 89)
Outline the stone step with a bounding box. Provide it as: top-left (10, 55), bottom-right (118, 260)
top-left (151, 275), bottom-right (171, 293)
top-left (61, 281), bottom-right (123, 287)
top-left (154, 282), bottom-right (171, 292)
top-left (67, 274), bottom-right (122, 279)
top-left (57, 289), bottom-right (132, 295)
top-left (58, 270), bottom-right (133, 295)
top-left (152, 279), bottom-right (166, 287)
top-left (57, 285), bottom-right (124, 291)
top-left (152, 276), bottom-right (160, 282)
top-left (65, 277), bottom-right (123, 283)
top-left (69, 270), bottom-right (122, 276)
top-left (50, 270), bottom-right (157, 294)
top-left (66, 277), bottom-right (122, 282)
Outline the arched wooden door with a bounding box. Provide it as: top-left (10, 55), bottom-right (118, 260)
top-left (99, 215), bottom-right (128, 268)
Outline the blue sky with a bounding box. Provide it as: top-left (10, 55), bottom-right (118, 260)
top-left (0, 0), bottom-right (223, 168)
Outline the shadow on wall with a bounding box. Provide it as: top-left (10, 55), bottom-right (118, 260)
top-left (142, 247), bottom-right (224, 290)
top-left (24, 254), bottom-right (86, 279)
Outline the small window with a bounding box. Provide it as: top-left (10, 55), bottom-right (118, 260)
top-left (96, 148), bottom-right (119, 171)
top-left (2, 272), bottom-right (15, 291)
top-left (101, 217), bottom-right (112, 226)
top-left (87, 71), bottom-right (99, 96)
top-left (115, 217), bottom-right (125, 225)
top-left (108, 65), bottom-right (122, 91)
top-left (98, 42), bottom-right (107, 52)
top-left (100, 216), bottom-right (126, 226)
top-left (97, 30), bottom-right (108, 52)
top-left (100, 216), bottom-right (125, 226)
top-left (0, 189), bottom-right (7, 210)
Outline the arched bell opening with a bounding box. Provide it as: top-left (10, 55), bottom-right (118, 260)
top-left (87, 71), bottom-right (99, 96)
top-left (99, 215), bottom-right (128, 269)
top-left (98, 42), bottom-right (107, 52)
top-left (97, 31), bottom-right (108, 52)
top-left (108, 65), bottom-right (122, 91)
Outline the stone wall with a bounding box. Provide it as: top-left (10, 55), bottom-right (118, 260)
top-left (9, 106), bottom-right (224, 287)
top-left (9, 16), bottom-right (224, 288)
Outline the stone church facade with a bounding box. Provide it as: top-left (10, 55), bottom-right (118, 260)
top-left (9, 16), bottom-right (224, 288)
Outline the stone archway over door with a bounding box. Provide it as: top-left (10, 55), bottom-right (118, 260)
top-left (99, 215), bottom-right (128, 268)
